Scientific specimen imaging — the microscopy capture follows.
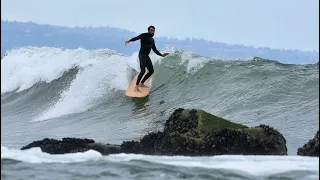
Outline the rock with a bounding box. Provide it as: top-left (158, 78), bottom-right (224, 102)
top-left (21, 138), bottom-right (94, 154)
top-left (88, 143), bottom-right (121, 155)
top-left (21, 137), bottom-right (121, 155)
top-left (297, 131), bottom-right (319, 157)
top-left (21, 108), bottom-right (288, 156)
top-left (120, 108), bottom-right (287, 156)
top-left (121, 131), bottom-right (164, 155)
top-left (201, 125), bottom-right (287, 155)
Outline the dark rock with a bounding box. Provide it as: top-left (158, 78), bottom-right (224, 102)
top-left (121, 108), bottom-right (287, 156)
top-left (21, 137), bottom-right (120, 155)
top-left (21, 137), bottom-right (95, 154)
top-left (21, 108), bottom-right (288, 156)
top-left (139, 131), bottom-right (164, 154)
top-left (121, 131), bottom-right (164, 155)
top-left (88, 143), bottom-right (121, 155)
top-left (297, 131), bottom-right (319, 157)
top-left (120, 140), bottom-right (141, 154)
top-left (160, 100), bottom-right (165, 105)
top-left (163, 108), bottom-right (199, 134)
top-left (158, 132), bottom-right (200, 156)
top-left (202, 126), bottom-right (287, 155)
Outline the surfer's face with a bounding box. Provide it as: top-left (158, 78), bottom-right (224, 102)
top-left (148, 28), bottom-right (155, 37)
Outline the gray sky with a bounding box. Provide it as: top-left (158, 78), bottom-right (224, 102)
top-left (1, 0), bottom-right (319, 51)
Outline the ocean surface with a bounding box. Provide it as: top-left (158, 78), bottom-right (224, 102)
top-left (1, 47), bottom-right (319, 180)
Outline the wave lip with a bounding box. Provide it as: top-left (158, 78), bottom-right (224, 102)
top-left (1, 46), bottom-right (96, 94)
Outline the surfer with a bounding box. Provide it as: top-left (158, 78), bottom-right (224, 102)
top-left (125, 25), bottom-right (169, 92)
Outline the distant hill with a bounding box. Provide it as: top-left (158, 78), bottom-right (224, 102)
top-left (1, 20), bottom-right (318, 64)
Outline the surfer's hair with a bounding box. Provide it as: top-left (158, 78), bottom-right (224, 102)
top-left (148, 26), bottom-right (155, 30)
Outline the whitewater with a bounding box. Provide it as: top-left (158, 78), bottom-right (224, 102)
top-left (1, 46), bottom-right (319, 180)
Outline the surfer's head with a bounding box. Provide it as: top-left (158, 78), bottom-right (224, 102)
top-left (148, 25), bottom-right (155, 37)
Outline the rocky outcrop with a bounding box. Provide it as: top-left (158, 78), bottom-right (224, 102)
top-left (21, 137), bottom-right (121, 155)
top-left (21, 108), bottom-right (288, 156)
top-left (297, 131), bottom-right (319, 157)
top-left (121, 108), bottom-right (287, 155)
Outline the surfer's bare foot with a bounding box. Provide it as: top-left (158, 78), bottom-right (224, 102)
top-left (139, 83), bottom-right (149, 88)
top-left (134, 86), bottom-right (140, 92)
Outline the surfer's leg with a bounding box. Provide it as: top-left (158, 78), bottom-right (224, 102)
top-left (140, 57), bottom-right (154, 87)
top-left (135, 54), bottom-right (147, 91)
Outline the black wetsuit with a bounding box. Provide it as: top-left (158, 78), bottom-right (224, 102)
top-left (129, 33), bottom-right (163, 85)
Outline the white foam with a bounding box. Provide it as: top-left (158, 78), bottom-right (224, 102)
top-left (179, 51), bottom-right (213, 74)
top-left (33, 53), bottom-right (133, 121)
top-left (106, 154), bottom-right (319, 176)
top-left (2, 145), bottom-right (318, 176)
top-left (1, 145), bottom-right (102, 163)
top-left (1, 47), bottom-right (98, 94)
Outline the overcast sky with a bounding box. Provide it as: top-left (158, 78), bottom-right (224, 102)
top-left (1, 0), bottom-right (319, 51)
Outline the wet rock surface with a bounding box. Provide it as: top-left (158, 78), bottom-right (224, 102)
top-left (297, 130), bottom-right (319, 157)
top-left (21, 108), bottom-right (288, 156)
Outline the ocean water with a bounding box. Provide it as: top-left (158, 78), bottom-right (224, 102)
top-left (1, 47), bottom-right (319, 180)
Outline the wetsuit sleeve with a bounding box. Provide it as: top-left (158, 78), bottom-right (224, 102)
top-left (129, 33), bottom-right (145, 42)
top-left (152, 44), bottom-right (163, 57)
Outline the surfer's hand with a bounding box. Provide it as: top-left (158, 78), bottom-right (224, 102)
top-left (162, 53), bottom-right (169, 57)
top-left (125, 40), bottom-right (130, 45)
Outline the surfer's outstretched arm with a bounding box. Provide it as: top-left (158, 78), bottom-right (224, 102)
top-left (130, 33), bottom-right (144, 42)
top-left (152, 44), bottom-right (163, 57)
top-left (152, 44), bottom-right (169, 57)
top-left (125, 33), bottom-right (146, 45)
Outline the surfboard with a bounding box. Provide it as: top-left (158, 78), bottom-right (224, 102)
top-left (126, 72), bottom-right (152, 98)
